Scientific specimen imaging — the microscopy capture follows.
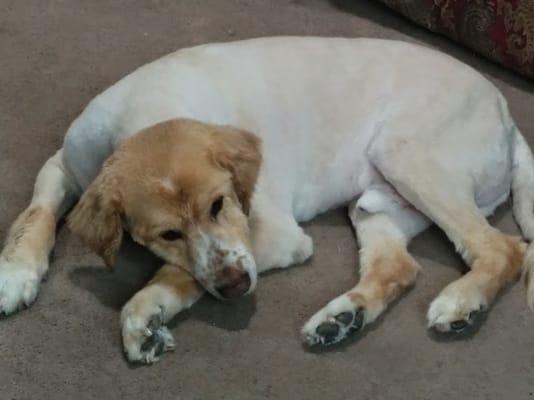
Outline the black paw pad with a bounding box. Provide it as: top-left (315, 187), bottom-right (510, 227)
top-left (335, 312), bottom-right (354, 325)
top-left (141, 332), bottom-right (165, 356)
top-left (314, 308), bottom-right (366, 345)
top-left (450, 309), bottom-right (481, 333)
top-left (316, 322), bottom-right (340, 344)
top-left (468, 310), bottom-right (480, 321)
top-left (352, 308), bottom-right (364, 331)
top-left (147, 313), bottom-right (162, 331)
top-left (336, 308), bottom-right (364, 336)
top-left (140, 313), bottom-right (165, 356)
top-left (450, 320), bottom-right (467, 332)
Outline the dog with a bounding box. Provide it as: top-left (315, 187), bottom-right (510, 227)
top-left (2, 37), bottom-right (534, 364)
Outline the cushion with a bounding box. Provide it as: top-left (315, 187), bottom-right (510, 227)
top-left (377, 0), bottom-right (534, 80)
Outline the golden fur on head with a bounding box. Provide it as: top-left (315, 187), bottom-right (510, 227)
top-left (67, 155), bottom-right (123, 267)
top-left (67, 119), bottom-right (262, 283)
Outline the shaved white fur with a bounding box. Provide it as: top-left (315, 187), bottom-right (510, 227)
top-left (60, 37), bottom-right (531, 229)
top-left (3, 37), bottom-right (534, 362)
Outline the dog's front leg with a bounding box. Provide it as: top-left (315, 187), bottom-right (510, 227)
top-left (249, 195), bottom-right (313, 273)
top-left (0, 149), bottom-right (77, 314)
top-left (121, 264), bottom-right (204, 364)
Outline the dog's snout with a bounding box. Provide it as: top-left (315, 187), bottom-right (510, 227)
top-left (215, 267), bottom-right (251, 299)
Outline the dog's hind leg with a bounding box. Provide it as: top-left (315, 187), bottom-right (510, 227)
top-left (121, 264), bottom-right (204, 364)
top-left (369, 134), bottom-right (525, 333)
top-left (302, 184), bottom-right (430, 345)
top-left (401, 188), bottom-right (524, 333)
top-left (0, 149), bottom-right (77, 315)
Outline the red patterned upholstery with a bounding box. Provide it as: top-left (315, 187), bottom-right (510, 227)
top-left (377, 0), bottom-right (534, 79)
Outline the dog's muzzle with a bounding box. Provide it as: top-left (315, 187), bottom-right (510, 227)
top-left (214, 267), bottom-right (252, 299)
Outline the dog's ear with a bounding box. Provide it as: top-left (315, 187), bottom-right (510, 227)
top-left (67, 157), bottom-right (123, 268)
top-left (211, 127), bottom-right (262, 215)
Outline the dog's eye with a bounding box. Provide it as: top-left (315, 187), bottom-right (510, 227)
top-left (160, 230), bottom-right (184, 241)
top-left (210, 196), bottom-right (224, 219)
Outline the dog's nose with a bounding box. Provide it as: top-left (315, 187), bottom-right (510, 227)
top-left (215, 267), bottom-right (251, 299)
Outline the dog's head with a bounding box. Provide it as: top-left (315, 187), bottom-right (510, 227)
top-left (68, 119), bottom-right (262, 299)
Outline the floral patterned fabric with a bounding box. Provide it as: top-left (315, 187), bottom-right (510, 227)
top-left (377, 0), bottom-right (534, 80)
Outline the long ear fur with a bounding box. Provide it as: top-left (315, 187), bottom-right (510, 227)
top-left (211, 127), bottom-right (262, 215)
top-left (67, 157), bottom-right (123, 267)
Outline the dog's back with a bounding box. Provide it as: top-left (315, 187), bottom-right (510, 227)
top-left (63, 37), bottom-right (499, 214)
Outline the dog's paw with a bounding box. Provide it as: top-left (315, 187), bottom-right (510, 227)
top-left (292, 234), bottom-right (314, 264)
top-left (121, 304), bottom-right (175, 365)
top-left (0, 260), bottom-right (42, 315)
top-left (427, 286), bottom-right (486, 333)
top-left (302, 294), bottom-right (365, 346)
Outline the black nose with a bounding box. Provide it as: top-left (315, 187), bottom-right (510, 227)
top-left (215, 267), bottom-right (251, 299)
